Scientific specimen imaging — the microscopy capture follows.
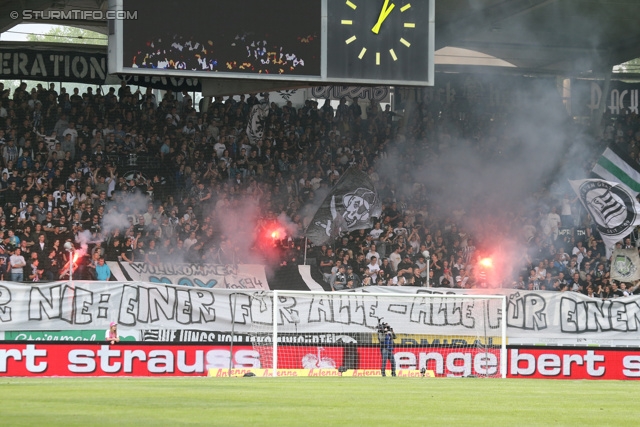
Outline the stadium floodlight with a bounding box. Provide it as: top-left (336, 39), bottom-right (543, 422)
top-left (248, 290), bottom-right (507, 378)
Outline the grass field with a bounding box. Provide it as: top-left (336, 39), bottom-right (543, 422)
top-left (0, 377), bottom-right (635, 426)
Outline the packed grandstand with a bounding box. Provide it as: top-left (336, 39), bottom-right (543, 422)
top-left (0, 76), bottom-right (634, 299)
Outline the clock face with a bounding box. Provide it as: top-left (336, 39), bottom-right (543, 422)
top-left (326, 0), bottom-right (431, 84)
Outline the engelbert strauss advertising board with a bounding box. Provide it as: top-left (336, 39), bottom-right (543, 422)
top-left (1, 284), bottom-right (640, 378)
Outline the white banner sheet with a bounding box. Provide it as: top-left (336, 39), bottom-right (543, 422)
top-left (108, 262), bottom-right (269, 290)
top-left (0, 283), bottom-right (639, 345)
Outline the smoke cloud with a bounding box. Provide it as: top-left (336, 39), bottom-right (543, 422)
top-left (378, 76), bottom-right (601, 286)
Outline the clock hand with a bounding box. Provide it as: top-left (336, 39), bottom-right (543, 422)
top-left (371, 0), bottom-right (395, 34)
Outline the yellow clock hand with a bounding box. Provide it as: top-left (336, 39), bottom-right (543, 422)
top-left (371, 0), bottom-right (395, 34)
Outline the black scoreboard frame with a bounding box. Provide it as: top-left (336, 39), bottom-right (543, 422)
top-left (108, 0), bottom-right (434, 86)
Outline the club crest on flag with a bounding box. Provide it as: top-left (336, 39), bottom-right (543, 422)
top-left (614, 253), bottom-right (635, 279)
top-left (611, 248), bottom-right (640, 282)
top-left (581, 143), bottom-right (640, 256)
top-left (577, 180), bottom-right (636, 235)
top-left (570, 178), bottom-right (640, 256)
top-left (342, 188), bottom-right (378, 227)
top-left (246, 102), bottom-right (269, 144)
top-left (305, 168), bottom-right (382, 246)
top-left (316, 188), bottom-right (379, 238)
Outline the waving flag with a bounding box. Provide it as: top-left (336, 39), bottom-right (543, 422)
top-left (582, 143), bottom-right (640, 256)
top-left (246, 102), bottom-right (270, 144)
top-left (570, 179), bottom-right (640, 256)
top-left (592, 143), bottom-right (640, 193)
top-left (305, 167), bottom-right (382, 246)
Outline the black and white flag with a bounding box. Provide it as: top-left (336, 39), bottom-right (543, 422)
top-left (305, 167), bottom-right (382, 246)
top-left (246, 101), bottom-right (270, 144)
top-left (570, 179), bottom-right (640, 256)
top-left (610, 248), bottom-right (640, 283)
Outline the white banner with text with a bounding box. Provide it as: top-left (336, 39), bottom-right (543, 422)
top-left (108, 262), bottom-right (269, 290)
top-left (0, 283), bottom-right (639, 345)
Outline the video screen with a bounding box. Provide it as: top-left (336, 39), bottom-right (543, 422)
top-left (122, 0), bottom-right (321, 76)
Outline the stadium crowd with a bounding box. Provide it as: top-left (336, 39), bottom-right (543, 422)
top-left (0, 78), bottom-right (638, 300)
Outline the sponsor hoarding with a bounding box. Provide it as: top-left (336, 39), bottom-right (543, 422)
top-left (0, 343), bottom-right (498, 377)
top-left (0, 343), bottom-right (638, 379)
top-left (509, 347), bottom-right (640, 380)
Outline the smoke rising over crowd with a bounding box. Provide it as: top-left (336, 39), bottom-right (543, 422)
top-left (65, 74), bottom-right (603, 288)
top-left (0, 71), bottom-right (620, 291)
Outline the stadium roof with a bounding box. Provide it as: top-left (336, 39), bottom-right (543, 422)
top-left (434, 0), bottom-right (640, 74)
top-left (0, 0), bottom-right (639, 75)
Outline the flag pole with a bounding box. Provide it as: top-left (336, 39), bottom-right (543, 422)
top-left (426, 257), bottom-right (430, 287)
top-left (304, 237), bottom-right (308, 265)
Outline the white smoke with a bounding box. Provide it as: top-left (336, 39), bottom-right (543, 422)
top-left (101, 192), bottom-right (151, 237)
top-left (375, 76), bottom-right (600, 287)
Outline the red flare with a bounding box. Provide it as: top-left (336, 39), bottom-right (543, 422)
top-left (479, 257), bottom-right (493, 268)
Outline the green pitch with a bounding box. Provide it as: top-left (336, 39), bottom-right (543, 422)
top-left (0, 377), bottom-right (634, 426)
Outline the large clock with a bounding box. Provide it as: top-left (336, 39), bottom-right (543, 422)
top-left (326, 0), bottom-right (432, 84)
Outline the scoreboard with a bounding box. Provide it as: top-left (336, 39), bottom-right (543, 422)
top-left (108, 0), bottom-right (434, 86)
